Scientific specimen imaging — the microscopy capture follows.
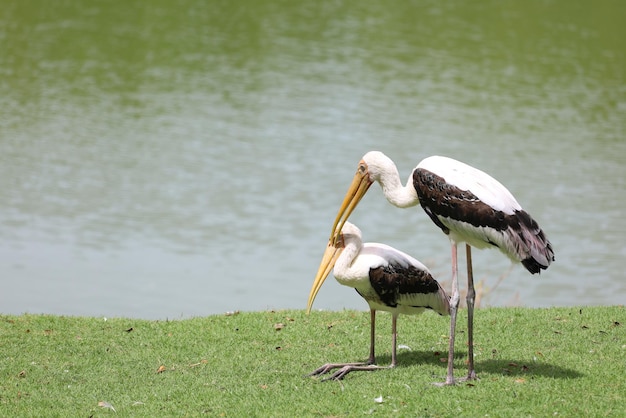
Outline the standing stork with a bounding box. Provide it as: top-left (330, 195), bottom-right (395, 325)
top-left (326, 151), bottom-right (554, 385)
top-left (306, 222), bottom-right (450, 381)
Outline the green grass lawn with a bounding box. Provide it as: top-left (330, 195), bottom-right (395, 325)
top-left (1, 306), bottom-right (623, 417)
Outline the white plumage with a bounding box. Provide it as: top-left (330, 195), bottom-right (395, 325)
top-left (325, 151), bottom-right (554, 385)
top-left (417, 155), bottom-right (522, 215)
top-left (306, 222), bottom-right (449, 381)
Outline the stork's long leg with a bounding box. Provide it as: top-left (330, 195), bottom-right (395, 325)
top-left (368, 308), bottom-right (376, 364)
top-left (390, 313), bottom-right (398, 367)
top-left (307, 309), bottom-right (394, 381)
top-left (435, 241), bottom-right (460, 386)
top-left (465, 244), bottom-right (477, 381)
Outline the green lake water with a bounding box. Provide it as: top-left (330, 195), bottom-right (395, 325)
top-left (1, 1), bottom-right (624, 318)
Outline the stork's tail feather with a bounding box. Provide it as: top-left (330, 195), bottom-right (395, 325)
top-left (513, 210), bottom-right (554, 274)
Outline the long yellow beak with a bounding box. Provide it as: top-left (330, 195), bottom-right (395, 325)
top-left (329, 160), bottom-right (372, 245)
top-left (305, 238), bottom-right (344, 314)
top-left (306, 159), bottom-right (371, 314)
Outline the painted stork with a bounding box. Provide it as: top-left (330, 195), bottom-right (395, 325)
top-left (306, 221), bottom-right (450, 381)
top-left (326, 151), bottom-right (554, 385)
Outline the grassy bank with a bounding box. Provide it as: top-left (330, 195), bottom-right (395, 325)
top-left (1, 306), bottom-right (623, 417)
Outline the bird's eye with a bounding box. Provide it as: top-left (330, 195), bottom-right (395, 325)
top-left (358, 163), bottom-right (367, 174)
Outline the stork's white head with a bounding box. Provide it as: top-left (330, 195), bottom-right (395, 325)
top-left (334, 221), bottom-right (362, 243)
top-left (360, 151), bottom-right (396, 183)
top-left (307, 221), bottom-right (365, 314)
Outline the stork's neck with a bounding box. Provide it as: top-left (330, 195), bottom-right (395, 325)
top-left (334, 238), bottom-right (361, 284)
top-left (363, 151), bottom-right (420, 208)
top-left (378, 169), bottom-right (419, 209)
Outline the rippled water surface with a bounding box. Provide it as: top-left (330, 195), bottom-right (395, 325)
top-left (1, 1), bottom-right (624, 318)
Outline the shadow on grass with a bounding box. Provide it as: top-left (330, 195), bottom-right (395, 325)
top-left (473, 358), bottom-right (583, 379)
top-left (355, 350), bottom-right (450, 370)
top-left (372, 351), bottom-right (583, 380)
